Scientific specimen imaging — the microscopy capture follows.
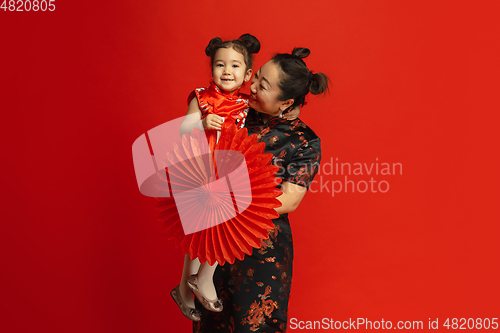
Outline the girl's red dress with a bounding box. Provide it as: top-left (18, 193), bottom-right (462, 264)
top-left (188, 81), bottom-right (250, 147)
top-left (156, 83), bottom-right (282, 267)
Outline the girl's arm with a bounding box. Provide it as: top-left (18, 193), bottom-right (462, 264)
top-left (179, 98), bottom-right (224, 136)
top-left (275, 181), bottom-right (308, 214)
top-left (179, 98), bottom-right (204, 136)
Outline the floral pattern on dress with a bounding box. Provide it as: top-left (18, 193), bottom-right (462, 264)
top-left (241, 285), bottom-right (279, 331)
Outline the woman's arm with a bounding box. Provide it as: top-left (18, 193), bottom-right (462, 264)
top-left (275, 134), bottom-right (321, 214)
top-left (275, 181), bottom-right (308, 214)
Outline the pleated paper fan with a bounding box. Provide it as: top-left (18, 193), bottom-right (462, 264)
top-left (155, 122), bottom-right (282, 265)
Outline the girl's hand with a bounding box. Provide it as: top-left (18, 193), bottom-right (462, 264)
top-left (202, 114), bottom-right (224, 130)
top-left (283, 106), bottom-right (300, 120)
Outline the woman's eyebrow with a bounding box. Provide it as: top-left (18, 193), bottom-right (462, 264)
top-left (261, 76), bottom-right (271, 87)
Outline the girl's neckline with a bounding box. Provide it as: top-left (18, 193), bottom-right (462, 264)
top-left (211, 81), bottom-right (241, 99)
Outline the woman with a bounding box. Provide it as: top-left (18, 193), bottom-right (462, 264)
top-left (193, 47), bottom-right (329, 333)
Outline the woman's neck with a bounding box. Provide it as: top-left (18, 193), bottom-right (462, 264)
top-left (260, 113), bottom-right (272, 124)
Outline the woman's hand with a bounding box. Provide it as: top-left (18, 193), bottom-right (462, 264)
top-left (203, 114), bottom-right (224, 130)
top-left (283, 106), bottom-right (300, 121)
top-left (275, 181), bottom-right (308, 215)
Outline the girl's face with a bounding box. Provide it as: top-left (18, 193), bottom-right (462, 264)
top-left (212, 47), bottom-right (252, 92)
top-left (249, 60), bottom-right (293, 117)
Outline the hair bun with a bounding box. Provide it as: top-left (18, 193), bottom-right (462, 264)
top-left (309, 72), bottom-right (329, 95)
top-left (238, 33), bottom-right (261, 54)
top-left (292, 47), bottom-right (310, 59)
top-left (205, 37), bottom-right (223, 56)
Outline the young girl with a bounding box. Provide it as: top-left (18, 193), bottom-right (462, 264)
top-left (171, 34), bottom-right (261, 321)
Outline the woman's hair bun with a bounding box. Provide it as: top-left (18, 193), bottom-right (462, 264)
top-left (272, 47), bottom-right (329, 107)
top-left (292, 47), bottom-right (310, 59)
top-left (205, 37), bottom-right (223, 56)
top-left (238, 33), bottom-right (261, 54)
top-left (309, 72), bottom-right (329, 95)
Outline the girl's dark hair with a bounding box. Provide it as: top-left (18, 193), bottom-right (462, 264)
top-left (205, 34), bottom-right (260, 70)
top-left (272, 47), bottom-right (329, 109)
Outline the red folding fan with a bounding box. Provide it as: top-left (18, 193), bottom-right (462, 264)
top-left (155, 123), bottom-right (282, 265)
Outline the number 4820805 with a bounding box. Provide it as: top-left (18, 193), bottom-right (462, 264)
top-left (1, 0), bottom-right (55, 11)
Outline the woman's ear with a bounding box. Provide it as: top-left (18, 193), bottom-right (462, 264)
top-left (244, 69), bottom-right (253, 82)
top-left (280, 99), bottom-right (294, 111)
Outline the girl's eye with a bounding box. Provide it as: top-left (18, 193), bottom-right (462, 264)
top-left (216, 64), bottom-right (224, 67)
top-left (260, 84), bottom-right (265, 90)
top-left (232, 65), bottom-right (239, 68)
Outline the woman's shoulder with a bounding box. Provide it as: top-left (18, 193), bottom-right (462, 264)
top-left (287, 118), bottom-right (319, 139)
top-left (272, 117), bottom-right (321, 157)
top-left (274, 118), bottom-right (320, 148)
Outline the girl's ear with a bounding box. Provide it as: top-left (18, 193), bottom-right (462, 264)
top-left (244, 69), bottom-right (253, 82)
top-left (280, 99), bottom-right (294, 111)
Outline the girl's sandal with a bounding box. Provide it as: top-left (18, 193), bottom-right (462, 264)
top-left (170, 285), bottom-right (202, 321)
top-left (186, 275), bottom-right (223, 312)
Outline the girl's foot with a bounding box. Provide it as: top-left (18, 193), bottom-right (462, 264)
top-left (186, 275), bottom-right (223, 312)
top-left (179, 281), bottom-right (195, 309)
top-left (170, 285), bottom-right (201, 321)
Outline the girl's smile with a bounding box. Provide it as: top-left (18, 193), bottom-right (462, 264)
top-left (212, 47), bottom-right (252, 92)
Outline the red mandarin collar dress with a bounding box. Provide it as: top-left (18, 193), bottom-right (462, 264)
top-left (156, 83), bottom-right (283, 267)
top-left (187, 81), bottom-right (250, 147)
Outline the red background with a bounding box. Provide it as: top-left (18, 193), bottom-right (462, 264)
top-left (1, 0), bottom-right (499, 332)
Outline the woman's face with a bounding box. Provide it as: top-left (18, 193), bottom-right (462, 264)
top-left (249, 60), bottom-right (293, 117)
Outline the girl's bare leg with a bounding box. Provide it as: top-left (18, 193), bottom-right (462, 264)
top-left (180, 254), bottom-right (200, 308)
top-left (196, 261), bottom-right (219, 300)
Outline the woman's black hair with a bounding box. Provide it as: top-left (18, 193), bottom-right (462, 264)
top-left (205, 34), bottom-right (260, 70)
top-left (272, 48), bottom-right (329, 109)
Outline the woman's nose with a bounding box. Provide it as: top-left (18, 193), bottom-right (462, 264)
top-left (250, 81), bottom-right (257, 93)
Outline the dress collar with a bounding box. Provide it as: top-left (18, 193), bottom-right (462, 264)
top-left (250, 109), bottom-right (289, 127)
top-left (210, 81), bottom-right (241, 99)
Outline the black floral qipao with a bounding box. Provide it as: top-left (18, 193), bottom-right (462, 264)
top-left (194, 110), bottom-right (321, 333)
